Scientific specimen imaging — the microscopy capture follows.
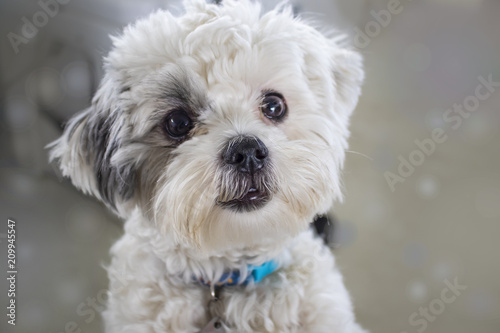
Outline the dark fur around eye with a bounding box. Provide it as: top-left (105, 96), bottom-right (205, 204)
top-left (163, 109), bottom-right (194, 139)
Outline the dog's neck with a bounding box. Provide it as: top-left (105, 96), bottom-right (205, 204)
top-left (124, 209), bottom-right (294, 284)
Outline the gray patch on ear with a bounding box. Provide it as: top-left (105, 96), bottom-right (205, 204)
top-left (81, 108), bottom-right (136, 209)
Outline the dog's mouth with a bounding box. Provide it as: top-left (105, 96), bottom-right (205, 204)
top-left (218, 185), bottom-right (270, 212)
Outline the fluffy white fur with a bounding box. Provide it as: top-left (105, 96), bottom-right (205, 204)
top-left (49, 0), bottom-right (366, 332)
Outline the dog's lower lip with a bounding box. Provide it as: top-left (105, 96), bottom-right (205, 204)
top-left (246, 188), bottom-right (261, 200)
top-left (219, 187), bottom-right (270, 212)
top-left (240, 187), bottom-right (266, 200)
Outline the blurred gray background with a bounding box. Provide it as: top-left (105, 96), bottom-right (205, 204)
top-left (1, 0), bottom-right (499, 332)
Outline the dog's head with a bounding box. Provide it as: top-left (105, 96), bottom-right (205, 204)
top-left (50, 0), bottom-right (363, 253)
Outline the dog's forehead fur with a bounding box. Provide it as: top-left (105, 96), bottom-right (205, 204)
top-left (108, 1), bottom-right (319, 83)
top-left (108, 0), bottom-right (361, 143)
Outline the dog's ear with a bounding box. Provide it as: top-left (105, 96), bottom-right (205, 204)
top-left (48, 75), bottom-right (135, 215)
top-left (332, 48), bottom-right (364, 115)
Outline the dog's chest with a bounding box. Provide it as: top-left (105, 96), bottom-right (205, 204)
top-left (199, 285), bottom-right (303, 333)
top-left (106, 226), bottom-right (336, 333)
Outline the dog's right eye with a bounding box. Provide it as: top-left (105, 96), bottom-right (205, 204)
top-left (163, 109), bottom-right (193, 139)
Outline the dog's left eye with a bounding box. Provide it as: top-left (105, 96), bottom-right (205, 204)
top-left (164, 109), bottom-right (193, 139)
top-left (260, 92), bottom-right (287, 120)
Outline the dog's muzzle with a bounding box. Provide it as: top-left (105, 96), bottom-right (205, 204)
top-left (219, 135), bottom-right (271, 212)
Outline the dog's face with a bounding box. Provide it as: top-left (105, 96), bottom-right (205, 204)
top-left (50, 0), bottom-right (363, 254)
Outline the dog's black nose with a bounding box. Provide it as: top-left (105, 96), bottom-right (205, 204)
top-left (223, 136), bottom-right (268, 174)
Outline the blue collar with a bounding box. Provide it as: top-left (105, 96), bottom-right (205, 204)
top-left (196, 260), bottom-right (278, 287)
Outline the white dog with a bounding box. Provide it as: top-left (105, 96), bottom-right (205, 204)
top-left (49, 0), bottom-right (365, 332)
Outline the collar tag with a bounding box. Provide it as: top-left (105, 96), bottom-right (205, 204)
top-left (200, 317), bottom-right (226, 333)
